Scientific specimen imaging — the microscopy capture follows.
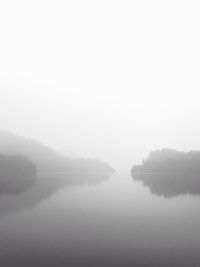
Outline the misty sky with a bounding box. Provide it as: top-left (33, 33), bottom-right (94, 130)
top-left (0, 0), bottom-right (200, 168)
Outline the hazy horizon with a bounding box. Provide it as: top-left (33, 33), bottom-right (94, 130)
top-left (1, 0), bottom-right (200, 169)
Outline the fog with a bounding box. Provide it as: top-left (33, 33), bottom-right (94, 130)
top-left (1, 0), bottom-right (200, 169)
top-left (2, 2), bottom-right (200, 265)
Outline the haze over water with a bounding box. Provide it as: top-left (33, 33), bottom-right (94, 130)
top-left (0, 169), bottom-right (200, 267)
top-left (1, 0), bottom-right (200, 266)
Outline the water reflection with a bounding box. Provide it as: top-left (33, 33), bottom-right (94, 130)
top-left (0, 176), bottom-right (35, 196)
top-left (0, 172), bottom-right (111, 216)
top-left (1, 172), bottom-right (200, 267)
top-left (131, 172), bottom-right (200, 198)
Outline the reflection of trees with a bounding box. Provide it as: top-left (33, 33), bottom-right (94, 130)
top-left (0, 177), bottom-right (36, 195)
top-left (0, 172), bottom-right (112, 216)
top-left (132, 172), bottom-right (200, 198)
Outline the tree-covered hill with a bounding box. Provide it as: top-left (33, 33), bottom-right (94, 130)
top-left (0, 154), bottom-right (36, 178)
top-left (0, 131), bottom-right (114, 174)
top-left (132, 148), bottom-right (200, 173)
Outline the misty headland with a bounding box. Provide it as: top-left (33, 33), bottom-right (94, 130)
top-left (0, 131), bottom-right (114, 175)
top-left (131, 148), bottom-right (200, 198)
top-left (0, 131), bottom-right (115, 216)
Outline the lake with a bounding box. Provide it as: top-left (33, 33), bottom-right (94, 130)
top-left (0, 170), bottom-right (200, 267)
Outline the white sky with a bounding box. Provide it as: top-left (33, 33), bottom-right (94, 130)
top-left (0, 0), bottom-right (200, 168)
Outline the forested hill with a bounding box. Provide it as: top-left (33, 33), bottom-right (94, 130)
top-left (132, 148), bottom-right (200, 173)
top-left (0, 154), bottom-right (36, 177)
top-left (0, 131), bottom-right (114, 174)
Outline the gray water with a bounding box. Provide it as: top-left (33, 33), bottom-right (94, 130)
top-left (0, 171), bottom-right (200, 267)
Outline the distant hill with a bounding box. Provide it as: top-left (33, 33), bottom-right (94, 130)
top-left (0, 131), bottom-right (114, 174)
top-left (57, 149), bottom-right (81, 158)
top-left (0, 131), bottom-right (68, 172)
top-left (131, 148), bottom-right (200, 173)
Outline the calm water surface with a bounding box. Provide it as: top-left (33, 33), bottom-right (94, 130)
top-left (0, 171), bottom-right (200, 267)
